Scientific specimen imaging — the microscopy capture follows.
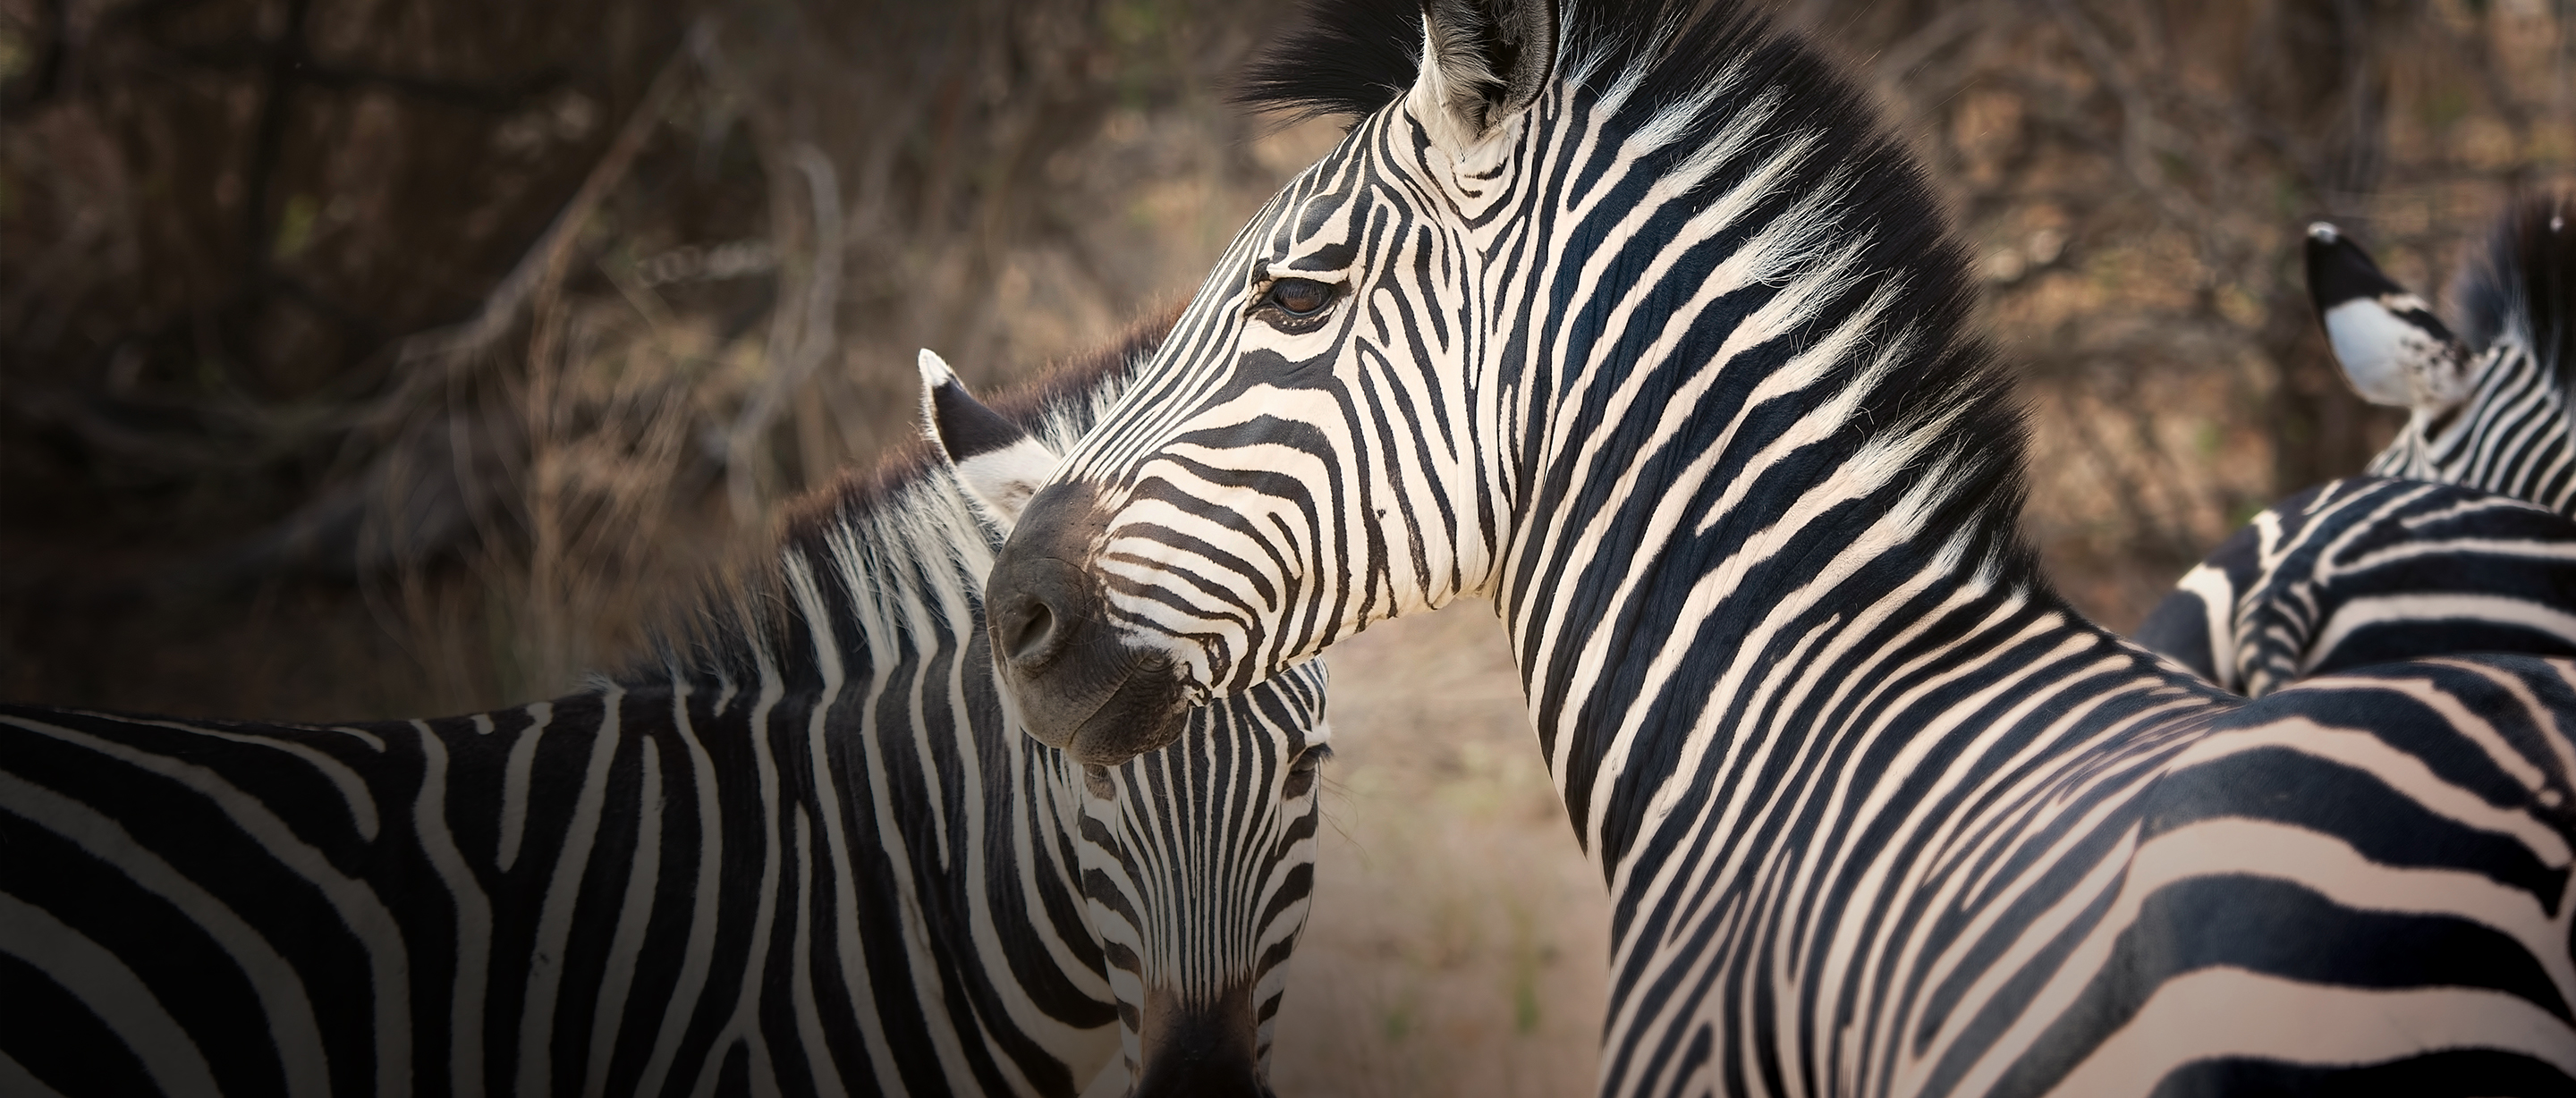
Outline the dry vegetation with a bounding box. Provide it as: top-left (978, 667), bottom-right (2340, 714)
top-left (6, 0), bottom-right (2576, 1090)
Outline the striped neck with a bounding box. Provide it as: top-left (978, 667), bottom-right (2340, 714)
top-left (2371, 339), bottom-right (2576, 515)
top-left (1462, 30), bottom-right (2054, 862)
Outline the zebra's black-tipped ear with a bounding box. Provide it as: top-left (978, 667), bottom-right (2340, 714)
top-left (919, 349), bottom-right (1062, 534)
top-left (2307, 221), bottom-right (2472, 411)
top-left (1410, 0), bottom-right (1557, 154)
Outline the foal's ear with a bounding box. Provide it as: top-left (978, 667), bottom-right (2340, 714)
top-left (1411, 0), bottom-right (1558, 155)
top-left (918, 349), bottom-right (1061, 534)
top-left (2306, 222), bottom-right (2472, 412)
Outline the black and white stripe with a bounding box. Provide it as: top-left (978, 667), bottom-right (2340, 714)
top-left (0, 331), bottom-right (1329, 1098)
top-left (2135, 476), bottom-right (2576, 695)
top-left (979, 1), bottom-right (2576, 1094)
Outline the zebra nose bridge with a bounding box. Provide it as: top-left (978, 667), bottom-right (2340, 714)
top-left (989, 485), bottom-right (1103, 656)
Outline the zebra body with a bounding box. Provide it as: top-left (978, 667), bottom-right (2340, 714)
top-left (2135, 476), bottom-right (2576, 695)
top-left (975, 1), bottom-right (2576, 1093)
top-left (0, 334), bottom-right (1328, 1098)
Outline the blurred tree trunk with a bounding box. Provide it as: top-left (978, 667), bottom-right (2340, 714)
top-left (2251, 0), bottom-right (2406, 494)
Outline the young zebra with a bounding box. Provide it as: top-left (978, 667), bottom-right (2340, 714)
top-left (974, 1), bottom-right (2576, 1093)
top-left (0, 332), bottom-right (1329, 1098)
top-left (2137, 207), bottom-right (2576, 694)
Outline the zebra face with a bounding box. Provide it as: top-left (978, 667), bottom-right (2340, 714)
top-left (989, 4), bottom-right (1559, 760)
top-left (924, 346), bottom-right (1332, 1092)
top-left (1076, 659), bottom-right (1330, 1098)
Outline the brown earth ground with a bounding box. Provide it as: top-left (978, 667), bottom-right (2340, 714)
top-left (1275, 604), bottom-right (1608, 1096)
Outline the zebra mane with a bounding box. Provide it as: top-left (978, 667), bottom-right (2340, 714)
top-left (626, 305), bottom-right (1185, 691)
top-left (1245, 0), bottom-right (2039, 590)
top-left (2452, 190), bottom-right (2576, 399)
top-left (1241, 0), bottom-right (1839, 136)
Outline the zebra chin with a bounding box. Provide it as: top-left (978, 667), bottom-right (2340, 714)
top-left (988, 481), bottom-right (1196, 764)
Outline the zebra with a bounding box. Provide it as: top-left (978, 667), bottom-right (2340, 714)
top-left (2132, 476), bottom-right (2576, 695)
top-left (0, 327), bottom-right (1331, 1098)
top-left (2134, 205), bottom-right (2576, 694)
top-left (971, 0), bottom-right (2576, 1093)
top-left (2326, 196), bottom-right (2576, 512)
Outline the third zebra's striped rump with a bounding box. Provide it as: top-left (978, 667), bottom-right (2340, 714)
top-left (2137, 476), bottom-right (2576, 696)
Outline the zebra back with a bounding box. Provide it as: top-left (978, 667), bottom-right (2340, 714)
top-left (0, 325), bottom-right (1331, 1097)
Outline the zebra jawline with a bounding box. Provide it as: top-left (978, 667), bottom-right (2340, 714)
top-left (989, 481), bottom-right (1195, 764)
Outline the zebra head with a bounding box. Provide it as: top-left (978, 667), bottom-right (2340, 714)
top-left (922, 350), bottom-right (1329, 1097)
top-left (987, 0), bottom-right (1567, 761)
top-left (2324, 196), bottom-right (2576, 511)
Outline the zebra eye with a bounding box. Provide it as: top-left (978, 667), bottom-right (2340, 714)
top-left (1258, 278), bottom-right (1337, 325)
top-left (1282, 744), bottom-right (1331, 798)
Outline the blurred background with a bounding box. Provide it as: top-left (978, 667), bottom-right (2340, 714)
top-left (4, 0), bottom-right (2572, 1091)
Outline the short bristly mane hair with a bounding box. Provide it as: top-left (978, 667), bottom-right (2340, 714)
top-left (1236, 0), bottom-right (2041, 592)
top-left (624, 303), bottom-right (1186, 692)
top-left (2453, 191), bottom-right (2576, 399)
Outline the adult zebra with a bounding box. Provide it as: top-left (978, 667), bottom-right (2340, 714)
top-left (0, 332), bottom-right (1330, 1098)
top-left (2135, 207), bottom-right (2576, 694)
top-left (977, 0), bottom-right (2576, 1093)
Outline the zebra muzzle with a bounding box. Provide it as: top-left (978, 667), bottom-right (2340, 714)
top-left (1135, 978), bottom-right (1268, 1098)
top-left (987, 485), bottom-right (1194, 764)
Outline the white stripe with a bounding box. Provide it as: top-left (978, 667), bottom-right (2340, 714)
top-left (0, 891), bottom-right (222, 1098)
top-left (2170, 562), bottom-right (2238, 690)
top-left (67, 713), bottom-right (381, 841)
top-left (517, 687), bottom-right (623, 1098)
top-left (411, 720), bottom-right (491, 1098)
top-left (583, 734), bottom-right (663, 1098)
top-left (785, 807), bottom-right (847, 1095)
top-left (795, 542), bottom-right (916, 1094)
top-left (2044, 968), bottom-right (2576, 1096)
top-left (1, 712), bottom-right (412, 1094)
top-left (632, 680), bottom-right (732, 1097)
top-left (2308, 595), bottom-right (2576, 674)
top-left (0, 769), bottom-right (331, 1098)
top-left (496, 701), bottom-right (556, 873)
top-left (687, 575), bottom-right (793, 1098)
top-left (0, 1048), bottom-right (69, 1098)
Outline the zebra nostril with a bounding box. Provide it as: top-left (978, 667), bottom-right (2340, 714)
top-left (1006, 596), bottom-right (1060, 666)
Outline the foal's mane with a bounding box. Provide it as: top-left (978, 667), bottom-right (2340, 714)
top-left (2453, 191), bottom-right (2576, 400)
top-left (625, 304), bottom-right (1185, 691)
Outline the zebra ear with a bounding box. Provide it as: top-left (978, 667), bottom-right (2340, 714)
top-left (918, 349), bottom-right (1061, 534)
top-left (1410, 0), bottom-right (1558, 155)
top-left (2307, 222), bottom-right (2472, 411)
